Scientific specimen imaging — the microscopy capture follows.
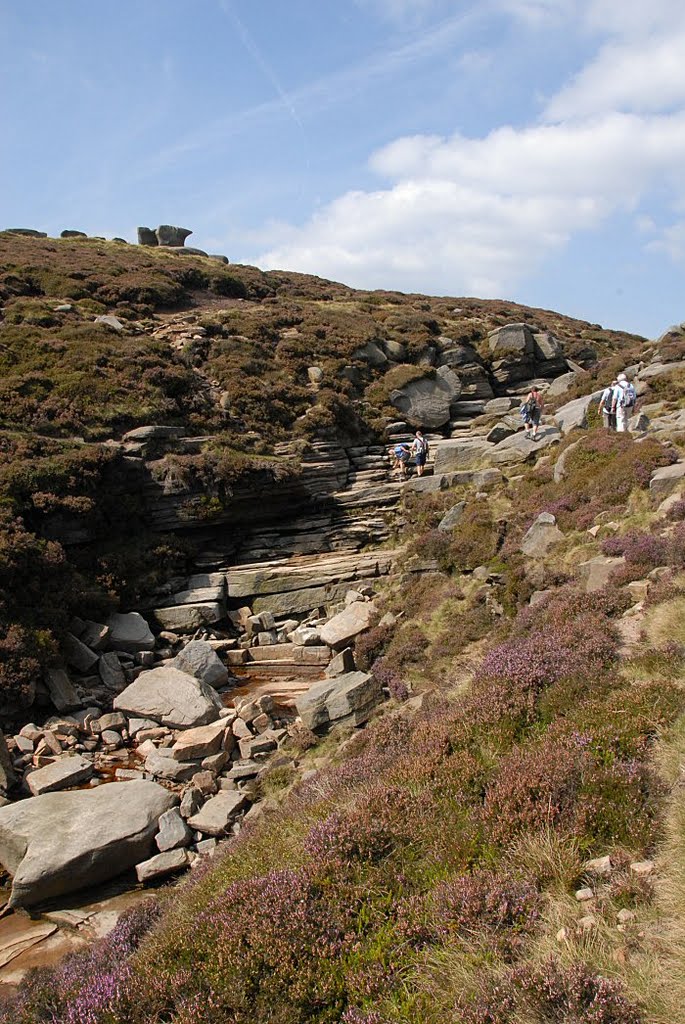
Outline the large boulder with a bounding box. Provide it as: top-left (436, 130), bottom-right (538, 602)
top-left (320, 602), bottom-right (376, 650)
top-left (106, 612), bottom-right (155, 654)
top-left (578, 556), bottom-right (625, 593)
top-left (0, 781), bottom-right (176, 907)
top-left (554, 391), bottom-right (602, 434)
top-left (296, 671), bottom-right (382, 731)
top-left (113, 666), bottom-right (223, 729)
top-left (487, 324), bottom-right (535, 385)
top-left (520, 513), bottom-right (564, 557)
top-left (172, 640), bottom-right (230, 688)
top-left (390, 366), bottom-right (462, 429)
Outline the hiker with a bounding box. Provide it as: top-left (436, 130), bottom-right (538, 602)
top-left (612, 372), bottom-right (636, 433)
top-left (411, 431), bottom-right (429, 477)
top-left (391, 442), bottom-right (412, 479)
top-left (599, 379), bottom-right (618, 430)
top-left (520, 385), bottom-right (544, 440)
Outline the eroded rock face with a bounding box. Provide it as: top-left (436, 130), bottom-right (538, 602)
top-left (390, 366), bottom-right (462, 429)
top-left (113, 666), bottom-right (223, 729)
top-left (0, 781), bottom-right (176, 908)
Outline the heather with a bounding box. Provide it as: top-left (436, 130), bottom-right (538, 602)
top-left (6, 567), bottom-right (683, 1023)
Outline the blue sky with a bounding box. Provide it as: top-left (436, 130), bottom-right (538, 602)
top-left (2, 0), bottom-right (685, 337)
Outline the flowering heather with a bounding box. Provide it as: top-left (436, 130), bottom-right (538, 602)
top-left (602, 529), bottom-right (668, 568)
top-left (371, 656), bottom-right (409, 702)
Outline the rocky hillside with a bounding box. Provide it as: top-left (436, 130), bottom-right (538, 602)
top-left (0, 230), bottom-right (656, 718)
top-left (2, 230), bottom-right (685, 1023)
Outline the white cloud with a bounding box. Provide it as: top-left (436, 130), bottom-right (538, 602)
top-left (259, 111), bottom-right (685, 295)
top-left (545, 26), bottom-right (685, 119)
top-left (256, 1), bottom-right (685, 298)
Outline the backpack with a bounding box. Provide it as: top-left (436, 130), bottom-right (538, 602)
top-left (616, 382), bottom-right (636, 409)
top-left (522, 395), bottom-right (538, 416)
top-left (601, 387), bottom-right (613, 412)
top-left (415, 436), bottom-right (428, 454)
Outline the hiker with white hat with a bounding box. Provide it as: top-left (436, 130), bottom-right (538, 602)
top-left (612, 372), bottom-right (637, 433)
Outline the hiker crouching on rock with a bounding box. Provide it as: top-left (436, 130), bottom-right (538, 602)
top-left (521, 385), bottom-right (543, 440)
top-left (411, 431), bottom-right (429, 477)
top-left (599, 379), bottom-right (618, 430)
top-left (391, 442), bottom-right (412, 479)
top-left (612, 372), bottom-right (637, 433)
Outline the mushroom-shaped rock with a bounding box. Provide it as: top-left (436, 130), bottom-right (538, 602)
top-left (137, 227), bottom-right (158, 246)
top-left (155, 225), bottom-right (192, 247)
top-left (114, 665), bottom-right (223, 729)
top-left (0, 780), bottom-right (176, 908)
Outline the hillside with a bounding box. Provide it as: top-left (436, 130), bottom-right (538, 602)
top-left (2, 232), bottom-right (685, 1023)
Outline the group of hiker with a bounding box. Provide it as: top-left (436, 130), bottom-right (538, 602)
top-left (390, 431), bottom-right (429, 479)
top-left (389, 371), bottom-right (637, 477)
top-left (598, 372), bottom-right (637, 431)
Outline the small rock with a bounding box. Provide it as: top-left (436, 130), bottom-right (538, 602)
top-left (135, 848), bottom-right (189, 883)
top-left (156, 807), bottom-right (192, 852)
top-left (94, 315), bottom-right (125, 332)
top-left (584, 855), bottom-right (612, 877)
top-left (577, 914), bottom-right (597, 932)
top-left (556, 926), bottom-right (570, 943)
top-left (180, 787), bottom-right (204, 819)
top-left (575, 887), bottom-right (594, 902)
top-left (617, 908), bottom-right (636, 925)
top-left (630, 860), bottom-right (654, 878)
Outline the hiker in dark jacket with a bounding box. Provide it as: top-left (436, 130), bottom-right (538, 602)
top-left (521, 386), bottom-right (543, 440)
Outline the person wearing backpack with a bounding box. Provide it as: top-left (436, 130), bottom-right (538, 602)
top-left (520, 385), bottom-right (544, 440)
top-left (612, 372), bottom-right (636, 432)
top-left (599, 379), bottom-right (618, 430)
top-left (392, 442), bottom-right (412, 479)
top-left (411, 431), bottom-right (429, 477)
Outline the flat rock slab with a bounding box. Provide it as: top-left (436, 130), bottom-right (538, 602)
top-left (0, 781), bottom-right (176, 908)
top-left (319, 603), bottom-right (376, 650)
top-left (27, 755), bottom-right (93, 796)
top-left (650, 462), bottom-right (685, 496)
top-left (188, 791), bottom-right (247, 835)
top-left (0, 918), bottom-right (58, 970)
top-left (114, 665), bottom-right (223, 729)
top-left (152, 603), bottom-right (223, 632)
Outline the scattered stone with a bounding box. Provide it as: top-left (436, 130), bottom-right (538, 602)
top-left (45, 668), bottom-right (81, 712)
top-left (575, 887), bottom-right (594, 902)
top-left (578, 555), bottom-right (625, 593)
top-left (556, 926), bottom-right (570, 943)
top-left (650, 462), bottom-right (685, 497)
top-left (578, 914), bottom-right (597, 932)
top-left (584, 855), bottom-right (612, 877)
top-left (101, 730), bottom-right (122, 747)
top-left (438, 501), bottom-right (466, 533)
top-left (79, 620), bottom-right (111, 651)
top-left (195, 838), bottom-right (218, 856)
top-left (114, 665), bottom-right (223, 729)
top-left (63, 633), bottom-right (98, 673)
top-left (0, 780), bottom-right (176, 907)
top-left (320, 602), bottom-right (376, 650)
top-left (144, 750), bottom-right (200, 783)
top-left (94, 315), bottom-right (125, 332)
top-left (156, 807), bottom-right (192, 852)
top-left (187, 791), bottom-right (247, 835)
top-left (98, 652), bottom-right (126, 690)
top-left (289, 626), bottom-right (321, 646)
top-left (617, 908), bottom-right (636, 924)
top-left (630, 859), bottom-right (655, 878)
top-left (136, 848), bottom-right (189, 883)
top-left (323, 648), bottom-right (355, 677)
top-left (520, 512), bottom-right (564, 557)
top-left (172, 640), bottom-right (229, 688)
top-left (180, 787), bottom-right (204, 819)
top-left (170, 719), bottom-right (227, 761)
top-left (296, 671), bottom-right (381, 731)
top-left (106, 612), bottom-right (155, 653)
